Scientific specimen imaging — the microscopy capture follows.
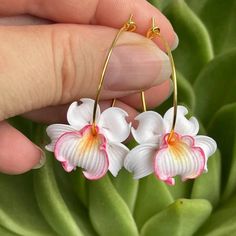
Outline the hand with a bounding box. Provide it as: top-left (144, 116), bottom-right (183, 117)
top-left (0, 0), bottom-right (178, 174)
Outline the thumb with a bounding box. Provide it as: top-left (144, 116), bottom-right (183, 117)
top-left (0, 24), bottom-right (171, 120)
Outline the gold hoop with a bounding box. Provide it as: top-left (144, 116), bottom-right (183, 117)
top-left (91, 15), bottom-right (136, 134)
top-left (146, 17), bottom-right (178, 141)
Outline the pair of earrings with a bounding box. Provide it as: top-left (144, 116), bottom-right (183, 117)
top-left (45, 16), bottom-right (217, 185)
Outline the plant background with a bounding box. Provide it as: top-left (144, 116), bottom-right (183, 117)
top-left (1, 0), bottom-right (236, 235)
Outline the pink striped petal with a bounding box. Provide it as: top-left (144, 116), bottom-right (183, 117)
top-left (154, 133), bottom-right (205, 185)
top-left (67, 99), bottom-right (100, 130)
top-left (45, 124), bottom-right (76, 151)
top-left (54, 125), bottom-right (109, 180)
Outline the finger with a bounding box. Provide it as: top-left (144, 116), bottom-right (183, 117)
top-left (0, 121), bottom-right (44, 174)
top-left (0, 14), bottom-right (52, 25)
top-left (120, 79), bottom-right (172, 109)
top-left (23, 99), bottom-right (139, 124)
top-left (0, 0), bottom-right (178, 50)
top-left (100, 100), bottom-right (139, 123)
top-left (23, 79), bottom-right (172, 123)
top-left (23, 104), bottom-right (69, 124)
top-left (0, 24), bottom-right (171, 121)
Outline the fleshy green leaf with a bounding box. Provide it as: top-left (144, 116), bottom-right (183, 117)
top-left (88, 176), bottom-right (139, 236)
top-left (34, 153), bottom-right (93, 236)
top-left (0, 172), bottom-right (55, 236)
top-left (110, 170), bottom-right (138, 213)
top-left (167, 177), bottom-right (193, 200)
top-left (69, 170), bottom-right (88, 208)
top-left (8, 116), bottom-right (33, 139)
top-left (208, 103), bottom-right (236, 201)
top-left (165, 0), bottom-right (214, 83)
top-left (0, 226), bottom-right (20, 236)
top-left (111, 140), bottom-right (139, 213)
top-left (177, 71), bottom-right (196, 110)
top-left (148, 0), bottom-right (173, 11)
top-left (191, 150), bottom-right (221, 207)
top-left (187, 0), bottom-right (236, 55)
top-left (134, 175), bottom-right (174, 230)
top-left (134, 175), bottom-right (192, 230)
top-left (194, 49), bottom-right (236, 126)
top-left (53, 161), bottom-right (97, 236)
top-left (156, 71), bottom-right (196, 115)
top-left (134, 175), bottom-right (192, 229)
top-left (186, 0), bottom-right (209, 14)
top-left (141, 199), bottom-right (212, 236)
top-left (195, 194), bottom-right (236, 235)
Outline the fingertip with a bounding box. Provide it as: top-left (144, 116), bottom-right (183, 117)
top-left (171, 32), bottom-right (179, 51)
top-left (120, 79), bottom-right (172, 109)
top-left (0, 121), bottom-right (42, 174)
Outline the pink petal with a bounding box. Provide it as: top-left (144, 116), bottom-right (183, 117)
top-left (54, 125), bottom-right (109, 180)
top-left (154, 133), bottom-right (205, 185)
top-left (62, 161), bottom-right (75, 172)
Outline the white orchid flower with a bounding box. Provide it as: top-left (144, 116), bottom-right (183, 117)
top-left (124, 106), bottom-right (217, 185)
top-left (46, 98), bottom-right (131, 180)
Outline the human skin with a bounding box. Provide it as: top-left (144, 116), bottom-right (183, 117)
top-left (0, 0), bottom-right (178, 174)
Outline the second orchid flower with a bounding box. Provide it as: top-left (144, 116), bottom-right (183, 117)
top-left (124, 106), bottom-right (217, 185)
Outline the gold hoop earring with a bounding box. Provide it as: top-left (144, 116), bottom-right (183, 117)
top-left (45, 15), bottom-right (136, 180)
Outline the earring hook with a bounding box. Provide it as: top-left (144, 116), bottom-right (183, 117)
top-left (146, 17), bottom-right (178, 141)
top-left (92, 15), bottom-right (136, 134)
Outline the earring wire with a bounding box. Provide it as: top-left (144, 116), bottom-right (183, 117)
top-left (146, 17), bottom-right (178, 141)
top-left (92, 15), bottom-right (136, 134)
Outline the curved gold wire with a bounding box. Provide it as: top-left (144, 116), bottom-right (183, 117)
top-left (92, 15), bottom-right (136, 134)
top-left (146, 17), bottom-right (178, 141)
top-left (141, 91), bottom-right (147, 112)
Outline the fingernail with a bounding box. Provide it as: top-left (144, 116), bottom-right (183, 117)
top-left (153, 52), bottom-right (171, 86)
top-left (171, 32), bottom-right (179, 51)
top-left (104, 43), bottom-right (172, 91)
top-left (33, 149), bottom-right (46, 169)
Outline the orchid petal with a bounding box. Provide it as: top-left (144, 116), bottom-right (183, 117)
top-left (124, 144), bottom-right (156, 179)
top-left (99, 107), bottom-right (131, 143)
top-left (67, 99), bottom-right (100, 130)
top-left (45, 124), bottom-right (76, 151)
top-left (154, 133), bottom-right (205, 185)
top-left (195, 135), bottom-right (217, 171)
top-left (107, 142), bottom-right (129, 177)
top-left (164, 106), bottom-right (199, 136)
top-left (132, 111), bottom-right (165, 145)
top-left (54, 125), bottom-right (109, 179)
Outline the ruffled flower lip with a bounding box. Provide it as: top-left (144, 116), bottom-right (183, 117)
top-left (154, 132), bottom-right (206, 186)
top-left (54, 124), bottom-right (109, 180)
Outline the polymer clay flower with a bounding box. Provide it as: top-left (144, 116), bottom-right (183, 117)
top-left (46, 98), bottom-right (130, 180)
top-left (124, 106), bottom-right (217, 185)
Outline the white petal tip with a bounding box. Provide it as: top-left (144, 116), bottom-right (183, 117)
top-left (45, 145), bottom-right (53, 152)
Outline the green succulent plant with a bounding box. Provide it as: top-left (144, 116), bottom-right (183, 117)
top-left (1, 0), bottom-right (236, 235)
